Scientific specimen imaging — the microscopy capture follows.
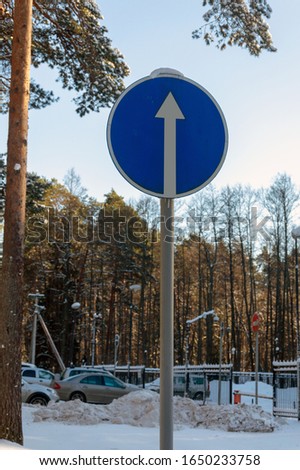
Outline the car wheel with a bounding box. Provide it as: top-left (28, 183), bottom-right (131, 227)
top-left (70, 391), bottom-right (86, 402)
top-left (193, 391), bottom-right (204, 401)
top-left (27, 394), bottom-right (49, 406)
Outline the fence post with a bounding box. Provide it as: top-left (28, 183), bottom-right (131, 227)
top-left (297, 357), bottom-right (300, 421)
top-left (229, 366), bottom-right (233, 404)
top-left (272, 366), bottom-right (277, 416)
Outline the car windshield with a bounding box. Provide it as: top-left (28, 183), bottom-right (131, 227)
top-left (38, 370), bottom-right (54, 379)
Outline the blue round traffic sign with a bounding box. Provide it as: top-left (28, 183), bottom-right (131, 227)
top-left (107, 69), bottom-right (228, 198)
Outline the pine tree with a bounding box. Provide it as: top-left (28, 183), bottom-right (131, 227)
top-left (193, 0), bottom-right (276, 56)
top-left (0, 1), bottom-right (129, 443)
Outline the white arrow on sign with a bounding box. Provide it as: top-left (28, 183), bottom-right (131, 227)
top-left (155, 92), bottom-right (185, 197)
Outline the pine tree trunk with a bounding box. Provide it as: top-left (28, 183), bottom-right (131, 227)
top-left (0, 0), bottom-right (32, 444)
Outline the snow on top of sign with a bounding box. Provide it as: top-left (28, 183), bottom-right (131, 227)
top-left (150, 68), bottom-right (184, 78)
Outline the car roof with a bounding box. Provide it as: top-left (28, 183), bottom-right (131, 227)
top-left (63, 370), bottom-right (112, 379)
top-left (21, 362), bottom-right (38, 368)
top-left (22, 367), bottom-right (54, 375)
top-left (62, 366), bottom-right (113, 376)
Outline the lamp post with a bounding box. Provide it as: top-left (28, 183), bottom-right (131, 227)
top-left (69, 301), bottom-right (81, 365)
top-left (91, 313), bottom-right (101, 366)
top-left (128, 284), bottom-right (141, 383)
top-left (185, 310), bottom-right (219, 397)
top-left (114, 333), bottom-right (120, 375)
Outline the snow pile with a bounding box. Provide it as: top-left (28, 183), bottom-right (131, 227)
top-left (32, 399), bottom-right (111, 425)
top-left (194, 403), bottom-right (277, 432)
top-left (0, 440), bottom-right (22, 450)
top-left (107, 390), bottom-right (160, 427)
top-left (32, 390), bottom-right (277, 432)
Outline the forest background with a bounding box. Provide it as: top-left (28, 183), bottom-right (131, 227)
top-left (1, 0), bottom-right (297, 446)
top-left (1, 162), bottom-right (298, 373)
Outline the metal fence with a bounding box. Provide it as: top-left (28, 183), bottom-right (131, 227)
top-left (273, 361), bottom-right (299, 418)
top-left (144, 364), bottom-right (233, 404)
top-left (232, 371), bottom-right (273, 386)
top-left (111, 362), bottom-right (300, 419)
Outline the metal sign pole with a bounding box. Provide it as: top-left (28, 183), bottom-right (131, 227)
top-left (160, 197), bottom-right (174, 450)
top-left (106, 69), bottom-right (228, 448)
top-left (297, 354), bottom-right (300, 421)
top-left (255, 331), bottom-right (259, 405)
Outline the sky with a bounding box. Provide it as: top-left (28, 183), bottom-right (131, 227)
top-left (1, 0), bottom-right (300, 203)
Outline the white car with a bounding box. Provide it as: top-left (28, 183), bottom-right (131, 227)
top-left (21, 367), bottom-right (55, 386)
top-left (21, 379), bottom-right (59, 406)
top-left (145, 378), bottom-right (160, 393)
top-left (145, 374), bottom-right (210, 400)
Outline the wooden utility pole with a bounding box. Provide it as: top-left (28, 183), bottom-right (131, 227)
top-left (0, 0), bottom-right (33, 444)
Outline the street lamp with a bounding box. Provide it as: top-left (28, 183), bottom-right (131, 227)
top-left (185, 310), bottom-right (219, 397)
top-left (186, 309), bottom-right (219, 326)
top-left (274, 337), bottom-right (280, 360)
top-left (128, 284), bottom-right (141, 383)
top-left (231, 347), bottom-right (236, 362)
top-left (71, 302), bottom-right (81, 311)
top-left (292, 226), bottom-right (300, 358)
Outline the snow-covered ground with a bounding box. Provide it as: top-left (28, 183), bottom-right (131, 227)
top-left (1, 382), bottom-right (300, 451)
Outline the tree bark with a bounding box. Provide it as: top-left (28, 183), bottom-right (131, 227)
top-left (0, 0), bottom-right (32, 444)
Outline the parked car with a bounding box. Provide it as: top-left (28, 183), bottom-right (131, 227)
top-left (53, 372), bottom-right (139, 404)
top-left (21, 367), bottom-right (55, 386)
top-left (174, 374), bottom-right (210, 400)
top-left (145, 374), bottom-right (210, 400)
top-left (21, 379), bottom-right (59, 406)
top-left (145, 377), bottom-right (160, 393)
